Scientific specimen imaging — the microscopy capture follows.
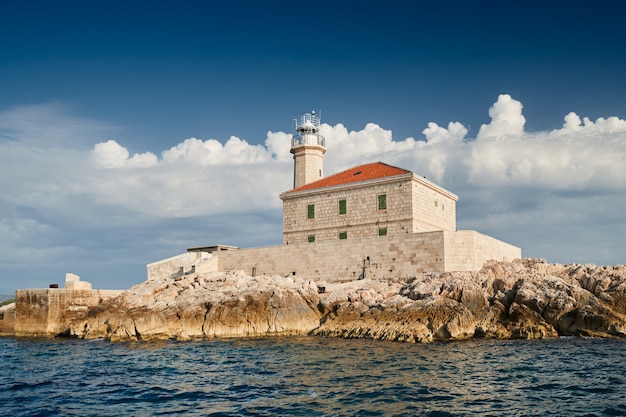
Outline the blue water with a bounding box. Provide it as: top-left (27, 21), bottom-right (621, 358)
top-left (1, 336), bottom-right (625, 416)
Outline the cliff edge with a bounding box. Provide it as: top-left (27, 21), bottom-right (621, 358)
top-left (68, 259), bottom-right (626, 342)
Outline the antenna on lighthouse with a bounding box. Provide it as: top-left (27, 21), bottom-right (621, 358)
top-left (293, 110), bottom-right (325, 147)
top-left (290, 110), bottom-right (327, 188)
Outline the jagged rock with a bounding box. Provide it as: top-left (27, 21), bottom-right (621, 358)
top-left (66, 259), bottom-right (626, 343)
top-left (315, 259), bottom-right (626, 342)
top-left (70, 271), bottom-right (322, 341)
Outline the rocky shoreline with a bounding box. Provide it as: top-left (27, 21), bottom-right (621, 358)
top-left (65, 259), bottom-right (626, 342)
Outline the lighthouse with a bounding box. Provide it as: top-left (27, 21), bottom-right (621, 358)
top-left (291, 111), bottom-right (326, 189)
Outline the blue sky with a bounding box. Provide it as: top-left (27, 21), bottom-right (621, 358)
top-left (1, 1), bottom-right (625, 293)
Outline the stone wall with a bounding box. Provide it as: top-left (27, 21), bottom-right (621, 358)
top-left (65, 273), bottom-right (92, 290)
top-left (143, 229), bottom-right (520, 284)
top-left (410, 178), bottom-right (457, 233)
top-left (146, 251), bottom-right (217, 281)
top-left (443, 230), bottom-right (522, 272)
top-left (0, 303), bottom-right (16, 335)
top-left (216, 233), bottom-right (438, 282)
top-left (13, 288), bottom-right (123, 337)
top-left (213, 230), bottom-right (520, 283)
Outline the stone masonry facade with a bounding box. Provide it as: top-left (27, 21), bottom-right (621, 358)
top-left (281, 167), bottom-right (458, 245)
top-left (146, 230), bottom-right (521, 283)
top-left (291, 144), bottom-right (325, 189)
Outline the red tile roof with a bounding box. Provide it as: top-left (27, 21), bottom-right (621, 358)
top-left (288, 162), bottom-right (411, 193)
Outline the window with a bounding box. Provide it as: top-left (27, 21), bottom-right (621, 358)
top-left (435, 200), bottom-right (438, 207)
top-left (378, 228), bottom-right (387, 236)
top-left (339, 231), bottom-right (347, 240)
top-left (338, 199), bottom-right (347, 215)
top-left (307, 235), bottom-right (315, 243)
top-left (378, 194), bottom-right (387, 210)
top-left (307, 204), bottom-right (315, 219)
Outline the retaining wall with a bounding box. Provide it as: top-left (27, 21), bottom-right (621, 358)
top-left (14, 288), bottom-right (123, 337)
top-left (215, 230), bottom-right (520, 282)
top-left (147, 252), bottom-right (217, 281)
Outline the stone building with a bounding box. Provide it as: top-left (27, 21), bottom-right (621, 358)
top-left (281, 161), bottom-right (458, 245)
top-left (146, 112), bottom-right (521, 283)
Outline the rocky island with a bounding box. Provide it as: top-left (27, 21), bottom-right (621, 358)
top-left (3, 114), bottom-right (624, 343)
top-left (63, 259), bottom-right (626, 342)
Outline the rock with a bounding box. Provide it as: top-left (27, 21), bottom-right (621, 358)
top-left (70, 271), bottom-right (322, 341)
top-left (315, 259), bottom-right (626, 342)
top-left (63, 259), bottom-right (626, 343)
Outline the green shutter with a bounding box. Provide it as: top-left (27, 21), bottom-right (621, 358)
top-left (307, 235), bottom-right (315, 243)
top-left (339, 231), bottom-right (347, 240)
top-left (339, 199), bottom-right (347, 215)
top-left (378, 194), bottom-right (387, 210)
top-left (307, 204), bottom-right (315, 219)
top-left (378, 228), bottom-right (387, 236)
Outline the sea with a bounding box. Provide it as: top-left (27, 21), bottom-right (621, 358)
top-left (1, 336), bottom-right (625, 416)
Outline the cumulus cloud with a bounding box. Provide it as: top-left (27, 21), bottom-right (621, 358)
top-left (466, 95), bottom-right (626, 189)
top-left (422, 121), bottom-right (467, 144)
top-left (265, 131), bottom-right (293, 162)
top-left (37, 94), bottom-right (625, 224)
top-left (92, 140), bottom-right (157, 168)
top-left (87, 134), bottom-right (293, 218)
top-left (1, 96), bottom-right (626, 292)
top-left (476, 94), bottom-right (526, 139)
top-left (160, 136), bottom-right (272, 165)
top-left (415, 121), bottom-right (468, 183)
top-left (563, 112), bottom-right (583, 130)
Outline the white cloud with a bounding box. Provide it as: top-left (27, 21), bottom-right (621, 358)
top-left (476, 93), bottom-right (526, 139)
top-left (88, 135), bottom-right (291, 218)
top-left (563, 112), bottom-right (583, 130)
top-left (422, 121), bottom-right (467, 144)
top-left (466, 96), bottom-right (626, 189)
top-left (92, 139), bottom-right (158, 168)
top-left (415, 121), bottom-right (468, 182)
top-left (160, 136), bottom-right (272, 165)
top-left (265, 131), bottom-right (293, 163)
top-left (82, 94), bottom-right (626, 224)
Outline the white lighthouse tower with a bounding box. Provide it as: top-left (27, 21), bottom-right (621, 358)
top-left (291, 111), bottom-right (326, 189)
